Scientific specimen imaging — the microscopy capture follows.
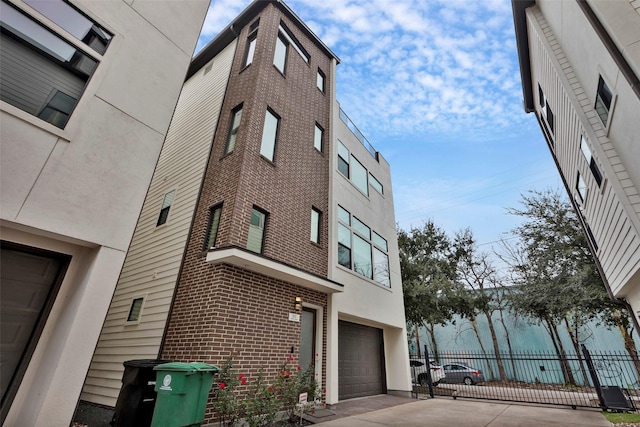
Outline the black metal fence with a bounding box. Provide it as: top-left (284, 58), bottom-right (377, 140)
top-left (410, 346), bottom-right (640, 410)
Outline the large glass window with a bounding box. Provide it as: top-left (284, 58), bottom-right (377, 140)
top-left (337, 205), bottom-right (390, 287)
top-left (260, 109), bottom-right (279, 161)
top-left (247, 207), bottom-right (267, 253)
top-left (205, 204), bottom-right (223, 249)
top-left (273, 34), bottom-right (287, 73)
top-left (157, 190), bottom-right (175, 226)
top-left (224, 105), bottom-right (243, 154)
top-left (0, 1), bottom-right (106, 128)
top-left (351, 157), bottom-right (369, 196)
top-left (595, 76), bottom-right (612, 127)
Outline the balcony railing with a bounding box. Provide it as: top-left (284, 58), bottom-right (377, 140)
top-left (339, 107), bottom-right (378, 161)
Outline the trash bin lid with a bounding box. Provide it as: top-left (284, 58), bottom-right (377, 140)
top-left (123, 359), bottom-right (172, 368)
top-left (153, 362), bottom-right (198, 372)
top-left (190, 362), bottom-right (220, 373)
top-left (153, 362), bottom-right (220, 373)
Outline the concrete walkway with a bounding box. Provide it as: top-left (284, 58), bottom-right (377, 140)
top-left (308, 396), bottom-right (612, 426)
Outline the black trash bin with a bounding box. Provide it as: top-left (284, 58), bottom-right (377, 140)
top-left (112, 359), bottom-right (172, 427)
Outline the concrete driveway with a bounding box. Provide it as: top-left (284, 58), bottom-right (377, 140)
top-left (314, 397), bottom-right (612, 426)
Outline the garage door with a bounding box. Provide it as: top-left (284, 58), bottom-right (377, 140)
top-left (338, 320), bottom-right (386, 399)
top-left (1, 243), bottom-right (69, 416)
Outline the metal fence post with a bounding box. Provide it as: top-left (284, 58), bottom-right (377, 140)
top-left (424, 345), bottom-right (434, 398)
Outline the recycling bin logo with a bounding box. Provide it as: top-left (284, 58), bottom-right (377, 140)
top-left (160, 374), bottom-right (172, 391)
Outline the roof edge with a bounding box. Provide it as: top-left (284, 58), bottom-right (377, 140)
top-left (511, 0), bottom-right (536, 113)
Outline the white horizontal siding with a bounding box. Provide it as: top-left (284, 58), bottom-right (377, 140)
top-left (80, 40), bottom-right (238, 407)
top-left (527, 7), bottom-right (640, 297)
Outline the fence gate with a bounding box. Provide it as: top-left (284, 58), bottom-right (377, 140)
top-left (411, 347), bottom-right (640, 410)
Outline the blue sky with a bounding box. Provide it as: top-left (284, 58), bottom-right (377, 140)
top-left (196, 0), bottom-right (562, 252)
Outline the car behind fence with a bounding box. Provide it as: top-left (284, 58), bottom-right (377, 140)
top-left (411, 345), bottom-right (640, 410)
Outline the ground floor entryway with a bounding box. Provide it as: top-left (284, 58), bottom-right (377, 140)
top-left (338, 320), bottom-right (386, 400)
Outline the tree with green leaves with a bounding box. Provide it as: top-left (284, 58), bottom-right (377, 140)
top-left (399, 221), bottom-right (472, 358)
top-left (498, 188), bottom-right (638, 384)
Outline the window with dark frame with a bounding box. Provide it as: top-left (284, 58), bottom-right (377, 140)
top-left (205, 204), bottom-right (223, 250)
top-left (580, 136), bottom-right (603, 187)
top-left (127, 297), bottom-right (144, 322)
top-left (224, 104), bottom-right (243, 154)
top-left (338, 141), bottom-right (350, 178)
top-left (314, 123), bottom-right (323, 152)
top-left (538, 84), bottom-right (554, 135)
top-left (157, 190), bottom-right (175, 226)
top-left (311, 207), bottom-right (321, 243)
top-left (317, 68), bottom-right (325, 92)
top-left (576, 171), bottom-right (587, 203)
top-left (243, 32), bottom-right (257, 67)
top-left (260, 108), bottom-right (279, 161)
top-left (0, 1), bottom-right (107, 129)
top-left (595, 75), bottom-right (612, 126)
top-left (274, 33), bottom-right (288, 74)
top-left (247, 206), bottom-right (267, 254)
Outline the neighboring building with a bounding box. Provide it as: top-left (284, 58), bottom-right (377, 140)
top-left (512, 1), bottom-right (640, 318)
top-left (81, 0), bottom-right (411, 418)
top-left (0, 0), bottom-right (210, 424)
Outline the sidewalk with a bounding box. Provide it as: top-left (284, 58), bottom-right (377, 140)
top-left (306, 395), bottom-right (612, 426)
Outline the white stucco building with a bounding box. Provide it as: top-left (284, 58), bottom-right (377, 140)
top-left (0, 0), bottom-right (210, 424)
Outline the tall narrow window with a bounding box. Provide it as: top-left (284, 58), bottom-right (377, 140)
top-left (317, 69), bottom-right (325, 92)
top-left (205, 205), bottom-right (223, 249)
top-left (338, 141), bottom-right (350, 178)
top-left (314, 124), bottom-right (323, 152)
top-left (311, 208), bottom-right (321, 243)
top-left (580, 136), bottom-right (603, 187)
top-left (369, 173), bottom-right (383, 194)
top-left (538, 84), bottom-right (554, 135)
top-left (244, 33), bottom-right (257, 67)
top-left (351, 157), bottom-right (369, 196)
top-left (225, 105), bottom-right (243, 154)
top-left (338, 223), bottom-right (351, 268)
top-left (353, 235), bottom-right (372, 279)
top-left (247, 207), bottom-right (267, 253)
top-left (260, 109), bottom-right (279, 161)
top-left (595, 76), bottom-right (612, 126)
top-left (157, 190), bottom-right (175, 226)
top-left (576, 172), bottom-right (587, 203)
top-left (373, 248), bottom-right (390, 288)
top-left (274, 34), bottom-right (288, 74)
top-left (127, 297), bottom-right (144, 322)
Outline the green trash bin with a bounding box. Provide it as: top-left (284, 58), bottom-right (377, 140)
top-left (151, 362), bottom-right (219, 427)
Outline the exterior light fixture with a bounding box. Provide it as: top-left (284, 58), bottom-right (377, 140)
top-left (295, 297), bottom-right (302, 310)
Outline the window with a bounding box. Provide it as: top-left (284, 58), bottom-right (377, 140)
top-left (338, 141), bottom-right (350, 178)
top-left (317, 69), bottom-right (325, 92)
top-left (314, 123), bottom-right (323, 152)
top-left (351, 157), bottom-right (369, 196)
top-left (337, 205), bottom-right (390, 287)
top-left (157, 190), bottom-right (175, 226)
top-left (278, 23), bottom-right (309, 63)
top-left (205, 204), bottom-right (222, 249)
top-left (0, 1), bottom-right (107, 128)
top-left (311, 207), bottom-right (321, 243)
top-left (244, 32), bottom-right (257, 67)
top-left (225, 105), bottom-right (243, 154)
top-left (595, 76), bottom-right (612, 127)
top-left (274, 34), bottom-right (288, 73)
top-left (576, 171), bottom-right (587, 203)
top-left (538, 84), bottom-right (554, 135)
top-left (369, 173), bottom-right (383, 194)
top-left (247, 207), bottom-right (267, 253)
top-left (260, 109), bottom-right (279, 161)
top-left (580, 136), bottom-right (602, 187)
top-left (126, 297), bottom-right (144, 322)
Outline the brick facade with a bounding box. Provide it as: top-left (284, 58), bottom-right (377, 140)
top-left (160, 3), bottom-right (334, 423)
